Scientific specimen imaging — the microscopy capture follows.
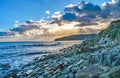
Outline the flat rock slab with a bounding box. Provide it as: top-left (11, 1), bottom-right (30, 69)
top-left (76, 66), bottom-right (103, 78)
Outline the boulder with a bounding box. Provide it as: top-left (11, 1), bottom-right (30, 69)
top-left (76, 66), bottom-right (102, 78)
top-left (0, 63), bottom-right (10, 70)
top-left (98, 37), bottom-right (110, 44)
top-left (4, 69), bottom-right (18, 78)
top-left (99, 66), bottom-right (120, 78)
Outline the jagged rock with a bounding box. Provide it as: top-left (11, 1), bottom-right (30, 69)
top-left (53, 64), bottom-right (64, 71)
top-left (112, 59), bottom-right (120, 66)
top-left (4, 69), bottom-right (18, 78)
top-left (25, 69), bottom-right (33, 75)
top-left (98, 37), bottom-right (110, 44)
top-left (110, 70), bottom-right (120, 78)
top-left (99, 66), bottom-right (120, 78)
top-left (81, 46), bottom-right (93, 52)
top-left (71, 67), bottom-right (78, 73)
top-left (76, 66), bottom-right (102, 78)
top-left (68, 73), bottom-right (74, 78)
top-left (0, 63), bottom-right (10, 70)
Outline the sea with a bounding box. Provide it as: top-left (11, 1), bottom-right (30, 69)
top-left (0, 41), bottom-right (81, 77)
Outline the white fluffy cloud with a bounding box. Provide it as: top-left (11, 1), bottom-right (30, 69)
top-left (54, 11), bottom-right (61, 15)
top-left (51, 11), bottom-right (62, 21)
top-left (65, 4), bottom-right (75, 8)
top-left (112, 0), bottom-right (120, 4)
top-left (45, 10), bottom-right (50, 14)
top-left (14, 20), bottom-right (19, 27)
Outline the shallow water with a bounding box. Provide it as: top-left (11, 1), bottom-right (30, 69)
top-left (0, 41), bottom-right (81, 77)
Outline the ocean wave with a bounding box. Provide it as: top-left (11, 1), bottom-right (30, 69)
top-left (22, 43), bottom-right (61, 47)
top-left (0, 43), bottom-right (61, 50)
top-left (0, 46), bottom-right (16, 50)
top-left (19, 51), bottom-right (52, 56)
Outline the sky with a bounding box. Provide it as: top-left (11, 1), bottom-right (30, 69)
top-left (0, 0), bottom-right (120, 41)
top-left (0, 0), bottom-right (111, 31)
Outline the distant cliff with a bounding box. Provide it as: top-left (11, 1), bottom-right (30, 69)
top-left (55, 34), bottom-right (97, 41)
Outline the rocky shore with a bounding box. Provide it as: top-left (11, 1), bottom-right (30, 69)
top-left (3, 20), bottom-right (120, 78)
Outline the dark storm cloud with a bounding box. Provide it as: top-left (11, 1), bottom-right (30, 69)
top-left (64, 5), bottom-right (82, 13)
top-left (62, 13), bottom-right (77, 21)
top-left (81, 2), bottom-right (102, 12)
top-left (10, 20), bottom-right (39, 34)
top-left (59, 0), bottom-right (120, 23)
top-left (102, 0), bottom-right (120, 18)
top-left (64, 1), bottom-right (102, 13)
top-left (60, 1), bottom-right (102, 23)
top-left (0, 31), bottom-right (14, 36)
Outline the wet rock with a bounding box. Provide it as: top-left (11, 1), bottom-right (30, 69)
top-left (4, 69), bottom-right (18, 78)
top-left (53, 69), bottom-right (61, 75)
top-left (51, 75), bottom-right (57, 78)
top-left (99, 66), bottom-right (110, 72)
top-left (74, 60), bottom-right (84, 67)
top-left (71, 67), bottom-right (78, 73)
top-left (68, 73), bottom-right (74, 78)
top-left (76, 66), bottom-right (102, 78)
top-left (39, 76), bottom-right (44, 78)
top-left (25, 69), bottom-right (33, 75)
top-left (112, 59), bottom-right (120, 66)
top-left (66, 65), bottom-right (73, 72)
top-left (81, 46), bottom-right (93, 52)
top-left (53, 64), bottom-right (64, 71)
top-left (110, 70), bottom-right (120, 78)
top-left (98, 37), bottom-right (110, 44)
top-left (0, 63), bottom-right (10, 70)
top-left (88, 55), bottom-right (95, 63)
top-left (99, 66), bottom-right (120, 78)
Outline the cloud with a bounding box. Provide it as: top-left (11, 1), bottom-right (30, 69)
top-left (101, 0), bottom-right (120, 18)
top-left (62, 13), bottom-right (77, 21)
top-left (0, 31), bottom-right (14, 36)
top-left (45, 10), bottom-right (50, 14)
top-left (51, 11), bottom-right (62, 21)
top-left (65, 4), bottom-right (75, 8)
top-left (82, 3), bottom-right (102, 12)
top-left (10, 20), bottom-right (45, 34)
top-left (64, 1), bottom-right (101, 14)
top-left (54, 11), bottom-right (61, 15)
top-left (64, 5), bottom-right (82, 14)
top-left (14, 20), bottom-right (19, 27)
top-left (0, 19), bottom-right (109, 41)
top-left (55, 0), bottom-right (120, 24)
top-left (52, 1), bottom-right (102, 25)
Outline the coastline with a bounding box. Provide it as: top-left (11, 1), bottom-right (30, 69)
top-left (2, 21), bottom-right (120, 78)
top-left (4, 39), bottom-right (120, 78)
top-left (4, 43), bottom-right (83, 78)
top-left (0, 41), bottom-right (81, 78)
